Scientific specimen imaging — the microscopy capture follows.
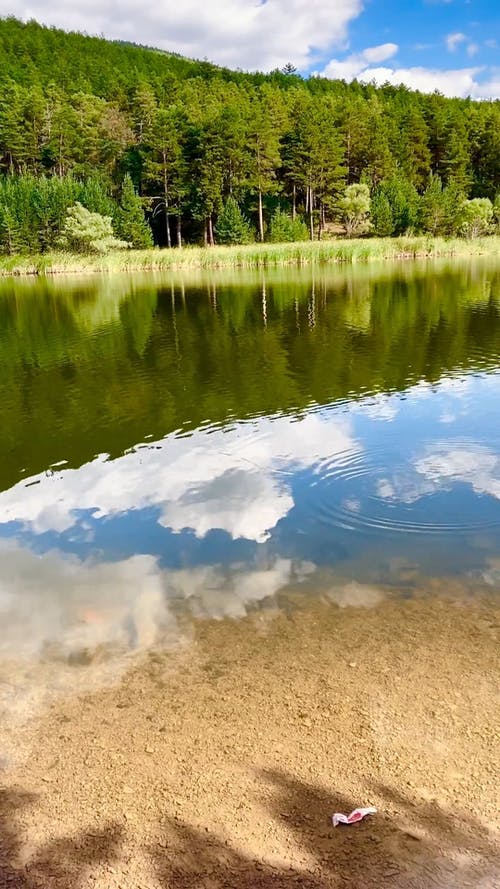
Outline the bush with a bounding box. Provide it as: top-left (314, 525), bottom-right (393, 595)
top-left (59, 203), bottom-right (129, 253)
top-left (491, 195), bottom-right (500, 233)
top-left (268, 209), bottom-right (309, 242)
top-left (338, 184), bottom-right (371, 238)
top-left (456, 198), bottom-right (493, 239)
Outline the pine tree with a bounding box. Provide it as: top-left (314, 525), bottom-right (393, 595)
top-left (268, 209), bottom-right (308, 242)
top-left (145, 106), bottom-right (187, 247)
top-left (371, 192), bottom-right (394, 236)
top-left (442, 113), bottom-right (472, 196)
top-left (214, 196), bottom-right (254, 244)
top-left (187, 118), bottom-right (225, 246)
top-left (362, 96), bottom-right (395, 187)
top-left (0, 203), bottom-right (24, 254)
top-left (398, 106), bottom-right (432, 190)
top-left (419, 174), bottom-right (457, 235)
top-left (247, 86), bottom-right (285, 241)
top-left (288, 95), bottom-right (345, 240)
top-left (380, 175), bottom-right (419, 235)
top-left (116, 174), bottom-right (153, 248)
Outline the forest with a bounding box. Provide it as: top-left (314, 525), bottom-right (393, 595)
top-left (0, 16), bottom-right (499, 253)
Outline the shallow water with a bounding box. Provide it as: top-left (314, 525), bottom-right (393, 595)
top-left (0, 257), bottom-right (499, 676)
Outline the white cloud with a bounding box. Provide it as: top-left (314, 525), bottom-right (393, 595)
top-left (325, 580), bottom-right (384, 608)
top-left (435, 376), bottom-right (471, 396)
top-left (471, 72), bottom-right (500, 99)
top-left (6, 0), bottom-right (364, 71)
top-left (439, 412), bottom-right (457, 424)
top-left (357, 64), bottom-right (486, 98)
top-left (321, 42), bottom-right (398, 80)
top-left (0, 540), bottom-right (316, 663)
top-left (164, 557), bottom-right (315, 619)
top-left (377, 443), bottom-right (500, 506)
top-left (0, 539), bottom-right (316, 724)
top-left (351, 393), bottom-right (399, 422)
top-left (319, 44), bottom-right (499, 98)
top-left (467, 43), bottom-right (479, 58)
top-left (0, 412), bottom-right (359, 543)
top-left (415, 446), bottom-right (500, 500)
top-left (360, 42), bottom-right (399, 64)
top-left (446, 31), bottom-right (466, 52)
top-left (0, 544), bottom-right (170, 663)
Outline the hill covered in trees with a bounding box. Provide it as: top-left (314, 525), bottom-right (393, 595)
top-left (0, 16), bottom-right (499, 252)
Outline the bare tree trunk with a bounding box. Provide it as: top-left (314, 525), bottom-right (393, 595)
top-left (58, 134), bottom-right (64, 178)
top-left (292, 184), bottom-right (296, 221)
top-left (317, 202), bottom-right (325, 240)
top-left (309, 188), bottom-right (314, 241)
top-left (208, 214), bottom-right (214, 246)
top-left (163, 152), bottom-right (171, 248)
top-left (258, 189), bottom-right (264, 242)
top-left (176, 215), bottom-right (182, 248)
top-left (165, 211), bottom-right (171, 248)
top-left (204, 220), bottom-right (208, 247)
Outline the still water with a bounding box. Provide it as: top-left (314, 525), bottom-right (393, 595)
top-left (0, 258), bottom-right (499, 673)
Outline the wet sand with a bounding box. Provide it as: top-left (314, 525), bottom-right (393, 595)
top-left (0, 591), bottom-right (499, 889)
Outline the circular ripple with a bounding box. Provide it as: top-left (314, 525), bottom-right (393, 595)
top-left (306, 445), bottom-right (500, 536)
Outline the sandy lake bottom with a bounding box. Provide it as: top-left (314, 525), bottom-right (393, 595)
top-left (0, 583), bottom-right (498, 889)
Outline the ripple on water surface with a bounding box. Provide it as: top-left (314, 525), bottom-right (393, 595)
top-left (0, 259), bottom-right (499, 696)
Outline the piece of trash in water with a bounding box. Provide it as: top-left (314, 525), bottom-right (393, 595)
top-left (332, 807), bottom-right (377, 827)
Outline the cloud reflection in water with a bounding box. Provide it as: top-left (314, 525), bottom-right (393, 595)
top-left (0, 412), bottom-right (359, 543)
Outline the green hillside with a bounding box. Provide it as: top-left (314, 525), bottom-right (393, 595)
top-left (0, 16), bottom-right (498, 250)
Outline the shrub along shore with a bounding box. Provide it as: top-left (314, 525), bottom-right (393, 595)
top-left (0, 236), bottom-right (498, 278)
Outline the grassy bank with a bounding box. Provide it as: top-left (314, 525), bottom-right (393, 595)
top-left (0, 235), bottom-right (499, 277)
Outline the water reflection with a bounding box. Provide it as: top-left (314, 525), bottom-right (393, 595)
top-left (1, 538), bottom-right (390, 671)
top-left (1, 258), bottom-right (499, 495)
top-left (0, 412), bottom-right (357, 542)
top-left (0, 543), bottom-right (167, 660)
top-left (0, 258), bottom-right (499, 699)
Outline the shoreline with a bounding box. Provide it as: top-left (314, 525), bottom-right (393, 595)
top-left (0, 235), bottom-right (498, 278)
top-left (1, 589), bottom-right (498, 888)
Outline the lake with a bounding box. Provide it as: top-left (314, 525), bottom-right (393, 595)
top-left (1, 257), bottom-right (499, 672)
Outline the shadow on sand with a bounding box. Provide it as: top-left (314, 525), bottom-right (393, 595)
top-left (0, 787), bottom-right (122, 888)
top-left (1, 771), bottom-right (497, 888)
top-left (151, 769), bottom-right (498, 889)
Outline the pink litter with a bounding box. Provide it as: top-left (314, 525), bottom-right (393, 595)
top-left (332, 806), bottom-right (377, 827)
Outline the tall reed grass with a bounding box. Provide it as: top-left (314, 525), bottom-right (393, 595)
top-left (0, 236), bottom-right (498, 277)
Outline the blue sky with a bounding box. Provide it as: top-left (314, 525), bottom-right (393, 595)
top-left (312, 0), bottom-right (500, 97)
top-left (4, 0), bottom-right (500, 96)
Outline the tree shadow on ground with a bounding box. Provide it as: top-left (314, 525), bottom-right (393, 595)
top-left (0, 787), bottom-right (123, 889)
top-left (151, 769), bottom-right (499, 889)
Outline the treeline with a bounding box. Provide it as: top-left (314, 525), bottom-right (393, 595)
top-left (0, 16), bottom-right (499, 251)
